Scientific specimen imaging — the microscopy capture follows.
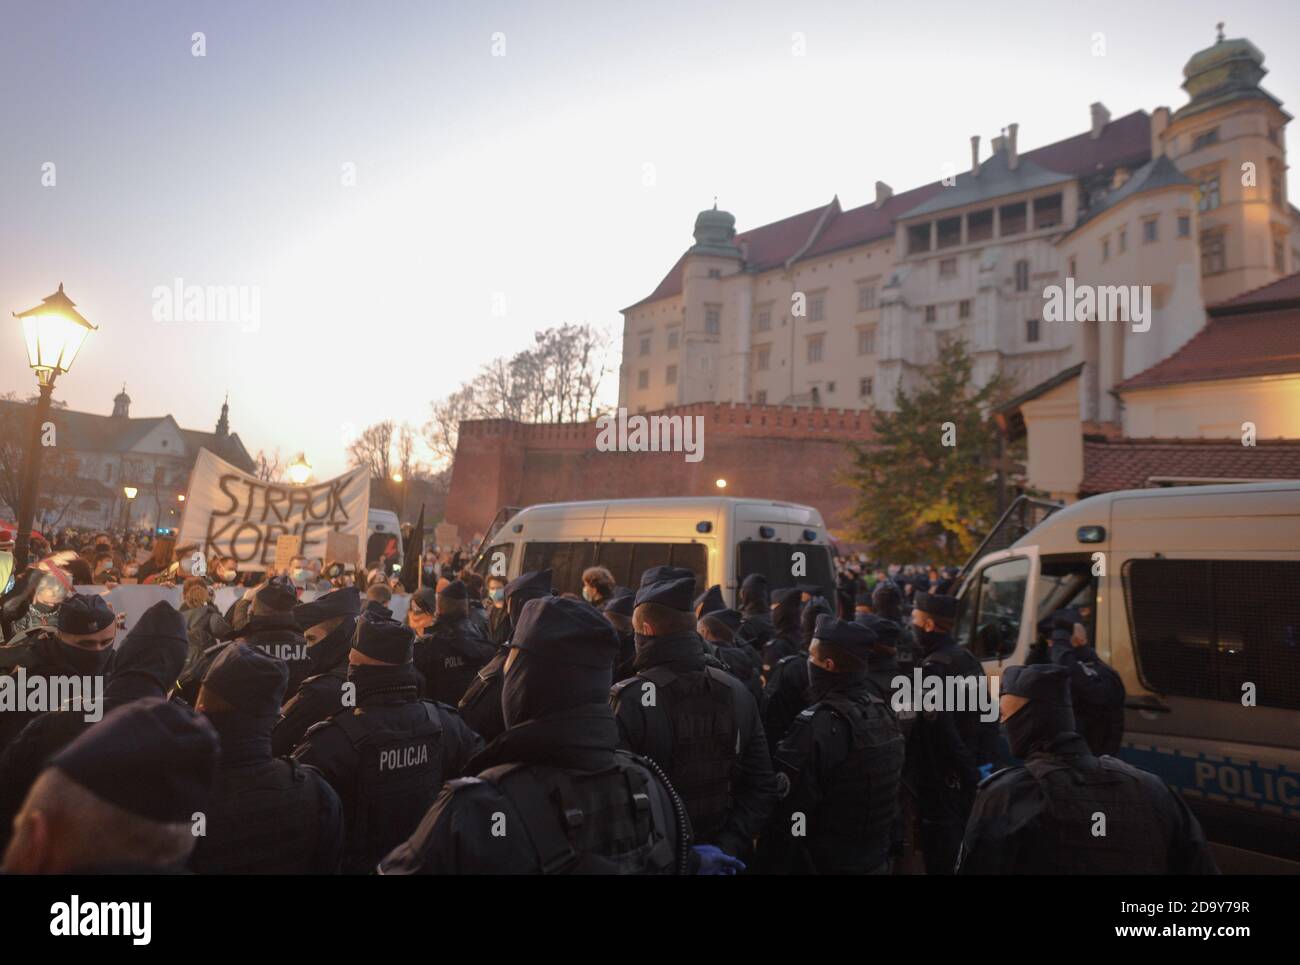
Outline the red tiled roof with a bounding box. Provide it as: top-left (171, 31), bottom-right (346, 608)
top-left (626, 111), bottom-right (1153, 310)
top-left (1081, 438), bottom-right (1300, 493)
top-left (1117, 307), bottom-right (1300, 392)
top-left (1211, 269), bottom-right (1300, 314)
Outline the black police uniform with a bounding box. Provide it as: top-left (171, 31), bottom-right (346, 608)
top-left (0, 600), bottom-right (188, 853)
top-left (760, 588), bottom-right (802, 678)
top-left (0, 594), bottom-right (117, 755)
top-left (191, 644), bottom-right (345, 874)
top-left (609, 567), bottom-right (779, 860)
top-left (271, 590), bottom-right (365, 757)
top-left (381, 597), bottom-right (691, 875)
top-left (957, 664), bottom-right (1216, 874)
top-left (906, 596), bottom-right (999, 876)
top-left (291, 612), bottom-right (483, 874)
top-left (415, 612), bottom-right (497, 706)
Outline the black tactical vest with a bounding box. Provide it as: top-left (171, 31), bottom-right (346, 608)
top-left (191, 759), bottom-right (327, 874)
top-left (332, 702), bottom-right (446, 874)
top-left (636, 664), bottom-right (739, 842)
top-left (1022, 755), bottom-right (1167, 874)
top-left (811, 691), bottom-right (906, 872)
top-left (477, 751), bottom-right (678, 874)
top-left (922, 646), bottom-right (998, 766)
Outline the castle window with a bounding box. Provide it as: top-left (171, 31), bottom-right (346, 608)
top-left (707, 268), bottom-right (722, 279)
top-left (637, 370), bottom-right (649, 390)
top-left (857, 326), bottom-right (876, 355)
top-left (808, 293), bottom-right (825, 322)
top-left (1270, 160), bottom-right (1286, 208)
top-left (755, 390), bottom-right (767, 404)
top-left (666, 364), bottom-right (677, 385)
top-left (907, 223), bottom-right (931, 255)
top-left (1033, 193), bottom-right (1062, 230)
top-left (1102, 238), bottom-right (1110, 261)
top-left (667, 329), bottom-right (679, 350)
top-left (924, 305), bottom-right (937, 323)
top-left (639, 335), bottom-right (651, 356)
top-left (1200, 229), bottom-right (1227, 276)
top-left (1025, 318), bottom-right (1041, 343)
top-left (1198, 172), bottom-right (1220, 211)
top-left (967, 208), bottom-right (994, 243)
top-left (859, 376), bottom-right (873, 398)
top-left (939, 257), bottom-right (957, 278)
top-left (1143, 217), bottom-right (1158, 243)
top-left (856, 284), bottom-right (877, 311)
top-left (704, 305), bottom-right (721, 335)
top-left (807, 335), bottom-right (824, 363)
top-left (1014, 259), bottom-right (1030, 291)
top-left (1067, 257), bottom-right (1077, 277)
top-left (755, 346), bottom-right (771, 371)
top-left (936, 217), bottom-right (961, 249)
top-left (1191, 128), bottom-right (1219, 151)
top-left (999, 201), bottom-right (1026, 236)
top-left (1178, 215), bottom-right (1191, 238)
top-left (756, 306), bottom-right (772, 331)
top-left (959, 299), bottom-right (971, 320)
top-left (1118, 228), bottom-right (1127, 253)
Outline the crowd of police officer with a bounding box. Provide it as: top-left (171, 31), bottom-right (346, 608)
top-left (0, 562), bottom-right (1218, 874)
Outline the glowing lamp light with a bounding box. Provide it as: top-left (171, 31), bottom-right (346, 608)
top-left (13, 284), bottom-right (96, 386)
top-left (715, 478), bottom-right (727, 489)
top-left (287, 454), bottom-right (312, 486)
top-left (177, 494), bottom-right (186, 502)
top-left (123, 486), bottom-right (138, 500)
top-left (392, 472), bottom-right (403, 483)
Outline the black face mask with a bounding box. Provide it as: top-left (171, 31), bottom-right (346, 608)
top-left (806, 660), bottom-right (839, 701)
top-left (57, 639), bottom-right (113, 676)
top-left (1005, 700), bottom-right (1075, 758)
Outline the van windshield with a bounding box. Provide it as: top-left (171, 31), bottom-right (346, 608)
top-left (735, 542), bottom-right (835, 599)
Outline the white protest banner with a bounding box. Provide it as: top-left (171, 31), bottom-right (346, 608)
top-left (178, 448), bottom-right (369, 571)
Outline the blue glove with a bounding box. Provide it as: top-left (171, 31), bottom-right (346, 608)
top-left (978, 763), bottom-right (994, 781)
top-left (693, 845), bottom-right (746, 875)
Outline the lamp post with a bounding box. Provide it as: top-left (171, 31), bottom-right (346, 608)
top-left (287, 453), bottom-right (312, 486)
top-left (11, 284), bottom-right (96, 567)
top-left (122, 486), bottom-right (138, 537)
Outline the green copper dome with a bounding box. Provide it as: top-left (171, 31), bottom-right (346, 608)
top-left (1177, 27), bottom-right (1269, 119)
top-left (690, 202), bottom-right (742, 259)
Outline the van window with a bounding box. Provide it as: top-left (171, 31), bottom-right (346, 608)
top-left (1034, 555), bottom-right (1098, 646)
top-left (958, 557), bottom-right (1030, 659)
top-left (521, 541), bottom-right (707, 597)
top-left (1123, 559), bottom-right (1300, 710)
top-left (735, 542), bottom-right (835, 599)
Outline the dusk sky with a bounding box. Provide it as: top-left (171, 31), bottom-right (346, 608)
top-left (3, 0), bottom-right (1297, 477)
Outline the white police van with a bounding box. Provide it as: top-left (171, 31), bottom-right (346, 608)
top-left (954, 482), bottom-right (1300, 872)
top-left (472, 497), bottom-right (836, 604)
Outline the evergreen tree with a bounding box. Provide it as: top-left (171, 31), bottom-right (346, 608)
top-left (843, 338), bottom-right (1013, 565)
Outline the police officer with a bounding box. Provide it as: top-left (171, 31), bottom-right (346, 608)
top-left (761, 596), bottom-right (834, 755)
top-left (192, 643), bottom-right (345, 874)
top-left (272, 586), bottom-right (363, 756)
top-left (0, 592), bottom-right (117, 755)
top-left (907, 591), bottom-right (999, 875)
top-left (872, 581), bottom-right (918, 670)
top-left (957, 664), bottom-right (1218, 874)
top-left (458, 569), bottom-right (553, 742)
top-left (697, 606), bottom-right (763, 703)
top-left (380, 596), bottom-right (716, 874)
top-left (0, 600), bottom-right (188, 854)
top-left (610, 566), bottom-right (780, 863)
top-left (602, 590), bottom-right (637, 681)
top-left (3, 698), bottom-right (218, 874)
top-left (292, 608), bottom-right (483, 873)
top-left (762, 615), bottom-right (904, 874)
top-left (761, 586), bottom-right (803, 680)
top-left (413, 581), bottom-right (497, 706)
top-left (1029, 609), bottom-right (1126, 757)
top-left (736, 573), bottom-right (774, 652)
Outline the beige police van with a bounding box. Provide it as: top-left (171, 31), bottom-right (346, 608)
top-left (473, 497), bottom-right (836, 605)
top-left (954, 481), bottom-right (1300, 872)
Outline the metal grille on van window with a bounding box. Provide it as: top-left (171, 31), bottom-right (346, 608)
top-left (1122, 559), bottom-right (1300, 710)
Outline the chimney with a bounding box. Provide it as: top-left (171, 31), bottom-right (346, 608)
top-left (1007, 123), bottom-right (1019, 170)
top-left (991, 129), bottom-right (1006, 155)
top-left (1150, 106), bottom-right (1171, 158)
top-left (874, 180), bottom-right (893, 209)
top-left (970, 135), bottom-right (980, 177)
top-left (1090, 102), bottom-right (1110, 140)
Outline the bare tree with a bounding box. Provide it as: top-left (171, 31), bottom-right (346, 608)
top-left (0, 392), bottom-right (84, 525)
top-left (253, 448), bottom-right (284, 483)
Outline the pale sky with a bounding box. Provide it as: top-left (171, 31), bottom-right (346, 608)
top-left (2, 0), bottom-right (1297, 476)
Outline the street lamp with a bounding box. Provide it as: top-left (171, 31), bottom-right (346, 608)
top-left (122, 485), bottom-right (138, 536)
top-left (287, 454), bottom-right (312, 486)
top-left (11, 284), bottom-right (96, 566)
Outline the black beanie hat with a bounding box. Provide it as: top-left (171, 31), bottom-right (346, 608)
top-left (50, 698), bottom-right (218, 823)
